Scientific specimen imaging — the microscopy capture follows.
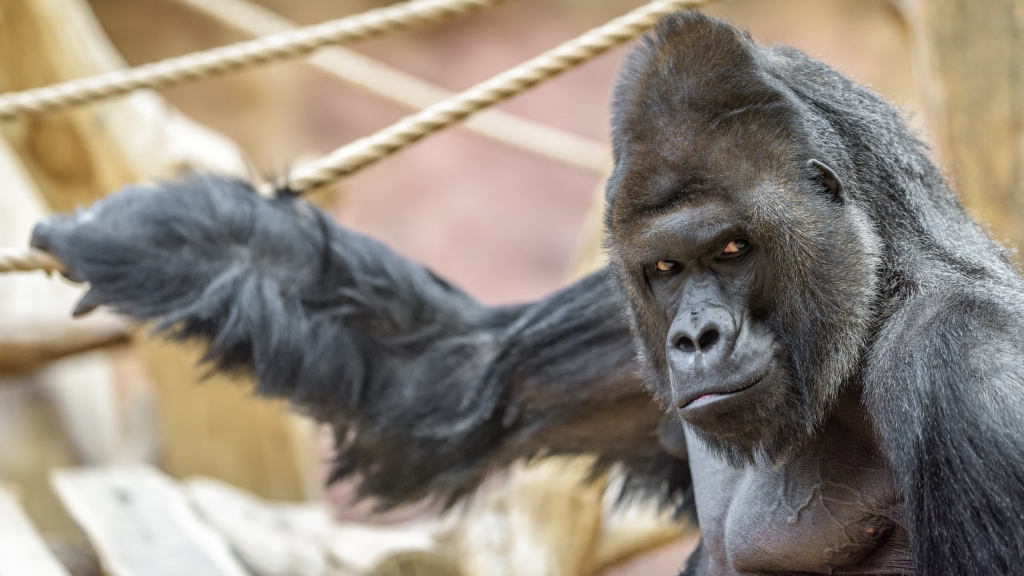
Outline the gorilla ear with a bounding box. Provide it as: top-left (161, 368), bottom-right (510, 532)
top-left (807, 159), bottom-right (845, 204)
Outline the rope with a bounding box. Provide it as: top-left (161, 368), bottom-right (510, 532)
top-left (0, 0), bottom-right (707, 273)
top-left (0, 0), bottom-right (506, 120)
top-left (0, 249), bottom-right (65, 274)
top-left (172, 0), bottom-right (612, 174)
top-left (272, 0), bottom-right (705, 193)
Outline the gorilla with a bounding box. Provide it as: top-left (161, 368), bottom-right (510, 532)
top-left (30, 12), bottom-right (1024, 576)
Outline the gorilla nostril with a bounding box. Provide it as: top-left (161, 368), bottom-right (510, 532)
top-left (678, 336), bottom-right (696, 353)
top-left (698, 329), bottom-right (720, 352)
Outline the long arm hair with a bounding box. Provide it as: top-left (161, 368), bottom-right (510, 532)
top-left (33, 175), bottom-right (687, 507)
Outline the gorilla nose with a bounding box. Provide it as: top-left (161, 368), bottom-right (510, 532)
top-left (670, 308), bottom-right (736, 362)
top-left (675, 323), bottom-right (722, 353)
top-left (679, 325), bottom-right (720, 352)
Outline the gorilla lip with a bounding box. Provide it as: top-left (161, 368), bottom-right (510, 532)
top-left (680, 368), bottom-right (769, 410)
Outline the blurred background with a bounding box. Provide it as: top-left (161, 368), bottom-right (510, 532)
top-left (0, 0), bottom-right (1020, 575)
top-left (92, 0), bottom-right (931, 303)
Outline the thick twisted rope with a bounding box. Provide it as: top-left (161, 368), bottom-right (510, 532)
top-left (0, 0), bottom-right (706, 274)
top-left (0, 0), bottom-right (506, 120)
top-left (172, 0), bottom-right (612, 174)
top-left (0, 249), bottom-right (65, 274)
top-left (273, 0), bottom-right (705, 193)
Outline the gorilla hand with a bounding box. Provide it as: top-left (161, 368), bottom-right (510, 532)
top-left (33, 177), bottom-right (330, 320)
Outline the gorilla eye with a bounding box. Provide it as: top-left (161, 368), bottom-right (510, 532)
top-left (656, 260), bottom-right (681, 273)
top-left (722, 239), bottom-right (750, 257)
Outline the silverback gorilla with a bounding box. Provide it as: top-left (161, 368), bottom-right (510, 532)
top-left (29, 12), bottom-right (1024, 576)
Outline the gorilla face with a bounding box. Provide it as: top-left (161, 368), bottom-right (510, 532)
top-left (605, 17), bottom-right (881, 465)
top-left (634, 194), bottom-right (783, 440)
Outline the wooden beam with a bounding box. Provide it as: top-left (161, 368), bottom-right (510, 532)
top-left (0, 0), bottom-right (248, 211)
top-left (183, 478), bottom-right (329, 576)
top-left (912, 0), bottom-right (1024, 252)
top-left (188, 477), bottom-right (480, 575)
top-left (456, 457), bottom-right (605, 576)
top-left (52, 465), bottom-right (251, 576)
top-left (0, 313), bottom-right (130, 377)
top-left (135, 337), bottom-right (324, 501)
top-left (0, 0), bottom-right (321, 502)
top-left (0, 486), bottom-right (72, 576)
top-left (0, 111), bottom-right (135, 473)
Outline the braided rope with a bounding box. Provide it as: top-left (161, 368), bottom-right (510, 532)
top-left (0, 0), bottom-right (506, 120)
top-left (0, 0), bottom-right (706, 274)
top-left (273, 0), bottom-right (704, 193)
top-left (172, 0), bottom-right (612, 174)
top-left (0, 249), bottom-right (65, 274)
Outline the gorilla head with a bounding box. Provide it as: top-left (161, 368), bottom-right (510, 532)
top-left (605, 14), bottom-right (881, 465)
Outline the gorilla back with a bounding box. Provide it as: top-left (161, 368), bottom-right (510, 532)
top-left (31, 11), bottom-right (1024, 576)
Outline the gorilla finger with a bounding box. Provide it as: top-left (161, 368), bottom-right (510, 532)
top-left (31, 217), bottom-right (85, 283)
top-left (72, 289), bottom-right (105, 317)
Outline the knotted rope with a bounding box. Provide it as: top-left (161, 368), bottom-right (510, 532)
top-left (0, 0), bottom-right (506, 120)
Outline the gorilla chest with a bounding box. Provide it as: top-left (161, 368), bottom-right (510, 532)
top-left (686, 422), bottom-right (906, 574)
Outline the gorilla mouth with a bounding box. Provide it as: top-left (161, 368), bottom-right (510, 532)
top-left (679, 365), bottom-right (772, 410)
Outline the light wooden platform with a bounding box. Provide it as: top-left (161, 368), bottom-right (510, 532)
top-left (7, 464), bottom-right (456, 576)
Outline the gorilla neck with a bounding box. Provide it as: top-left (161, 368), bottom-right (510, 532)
top-left (686, 392), bottom-right (911, 575)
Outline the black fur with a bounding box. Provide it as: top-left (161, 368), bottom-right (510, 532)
top-left (31, 176), bottom-right (682, 509)
top-left (605, 12), bottom-right (1024, 575)
top-left (30, 11), bottom-right (1024, 574)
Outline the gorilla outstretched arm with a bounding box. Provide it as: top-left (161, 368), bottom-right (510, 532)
top-left (31, 176), bottom-right (680, 507)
